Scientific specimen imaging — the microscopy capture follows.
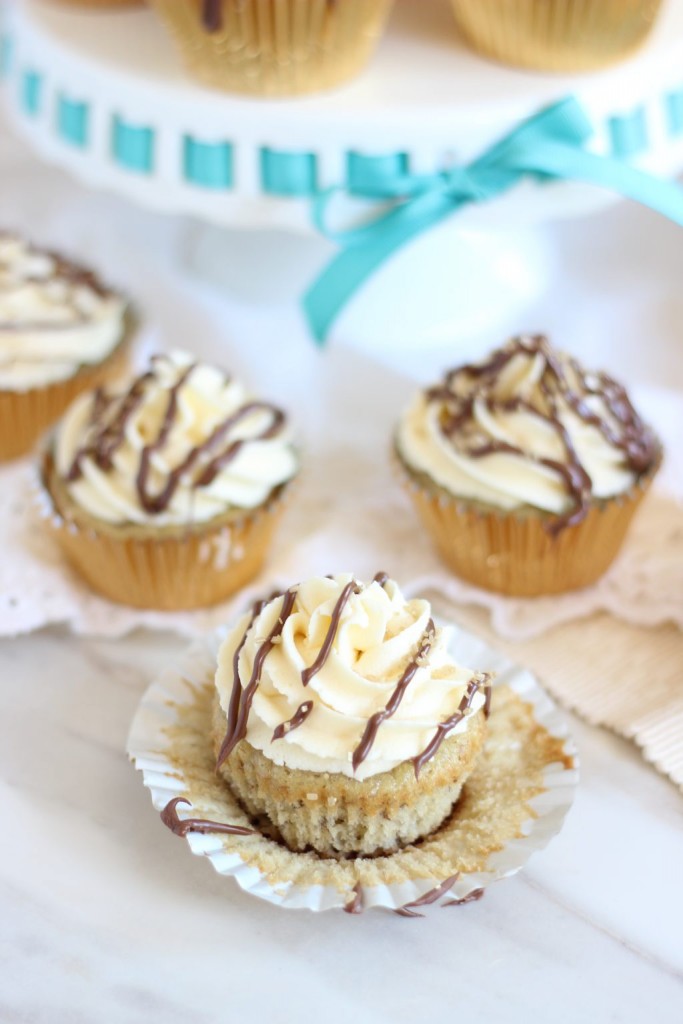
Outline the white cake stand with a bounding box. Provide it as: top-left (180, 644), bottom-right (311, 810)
top-left (3, 0), bottom-right (683, 355)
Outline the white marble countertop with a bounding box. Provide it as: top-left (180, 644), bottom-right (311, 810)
top-left (0, 106), bottom-right (682, 1023)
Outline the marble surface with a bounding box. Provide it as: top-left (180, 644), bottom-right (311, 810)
top-left (0, 102), bottom-right (682, 1023)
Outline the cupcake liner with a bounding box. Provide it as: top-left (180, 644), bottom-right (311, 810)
top-left (148, 0), bottom-right (394, 96)
top-left (395, 449), bottom-right (661, 598)
top-left (38, 451), bottom-right (290, 610)
top-left (127, 624), bottom-right (578, 914)
top-left (449, 0), bottom-right (663, 72)
top-left (0, 327), bottom-right (132, 463)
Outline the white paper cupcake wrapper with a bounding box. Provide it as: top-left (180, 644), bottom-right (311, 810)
top-left (127, 624), bottom-right (578, 914)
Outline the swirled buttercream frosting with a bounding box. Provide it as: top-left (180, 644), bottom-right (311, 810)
top-left (54, 350), bottom-right (298, 527)
top-left (0, 234), bottom-right (126, 391)
top-left (214, 573), bottom-right (490, 782)
top-left (396, 334), bottom-right (658, 530)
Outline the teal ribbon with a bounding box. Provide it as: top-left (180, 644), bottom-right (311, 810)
top-left (303, 97), bottom-right (683, 344)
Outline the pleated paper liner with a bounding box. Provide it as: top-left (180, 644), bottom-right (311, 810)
top-left (149, 0), bottom-right (394, 96)
top-left (449, 0), bottom-right (663, 72)
top-left (127, 626), bottom-right (578, 914)
top-left (0, 318), bottom-right (134, 463)
top-left (38, 451), bottom-right (290, 611)
top-left (395, 448), bottom-right (662, 598)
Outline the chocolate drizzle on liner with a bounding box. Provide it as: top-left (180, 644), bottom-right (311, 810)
top-left (426, 334), bottom-right (658, 534)
top-left (161, 797), bottom-right (256, 838)
top-left (344, 882), bottom-right (364, 915)
top-left (66, 358), bottom-right (287, 515)
top-left (394, 875), bottom-right (459, 917)
top-left (217, 574), bottom-right (486, 779)
top-left (201, 0), bottom-right (337, 34)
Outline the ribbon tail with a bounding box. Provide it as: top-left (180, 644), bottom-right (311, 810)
top-left (519, 139), bottom-right (683, 225)
top-left (303, 194), bottom-right (459, 345)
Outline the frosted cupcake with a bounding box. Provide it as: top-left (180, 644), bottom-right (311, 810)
top-left (41, 350), bottom-right (298, 610)
top-left (148, 0), bottom-right (394, 96)
top-left (449, 0), bottom-right (663, 72)
top-left (395, 335), bottom-right (661, 597)
top-left (212, 572), bottom-right (491, 857)
top-left (0, 234), bottom-right (130, 461)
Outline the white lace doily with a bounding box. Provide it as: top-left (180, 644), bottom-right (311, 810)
top-left (0, 380), bottom-right (681, 641)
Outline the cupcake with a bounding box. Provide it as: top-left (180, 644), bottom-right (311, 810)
top-left (0, 234), bottom-right (131, 462)
top-left (395, 334), bottom-right (661, 597)
top-left (212, 572), bottom-right (491, 857)
top-left (40, 350), bottom-right (298, 610)
top-left (148, 0), bottom-right (394, 96)
top-left (449, 0), bottom-right (663, 72)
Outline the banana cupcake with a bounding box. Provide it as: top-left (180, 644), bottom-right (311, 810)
top-left (148, 0), bottom-right (394, 96)
top-left (41, 350), bottom-right (298, 610)
top-left (395, 334), bottom-right (661, 597)
top-left (212, 572), bottom-right (490, 857)
top-left (0, 233), bottom-right (130, 461)
top-left (449, 0), bottom-right (663, 72)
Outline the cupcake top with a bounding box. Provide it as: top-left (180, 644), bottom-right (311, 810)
top-left (215, 573), bottom-right (490, 782)
top-left (396, 334), bottom-right (659, 530)
top-left (0, 234), bottom-right (127, 392)
top-left (53, 350), bottom-right (298, 527)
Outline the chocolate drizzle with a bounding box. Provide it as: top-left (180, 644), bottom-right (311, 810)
top-left (272, 700), bottom-right (313, 742)
top-left (160, 797), bottom-right (256, 838)
top-left (412, 673), bottom-right (491, 778)
top-left (301, 580), bottom-right (362, 687)
top-left (67, 358), bottom-right (288, 515)
top-left (201, 0), bottom-right (222, 32)
top-left (427, 334), bottom-right (658, 534)
top-left (394, 875), bottom-right (458, 917)
top-left (352, 619), bottom-right (436, 772)
top-left (217, 589), bottom-right (298, 769)
top-left (372, 571), bottom-right (390, 588)
top-left (344, 882), bottom-right (363, 915)
top-left (443, 887), bottom-right (485, 907)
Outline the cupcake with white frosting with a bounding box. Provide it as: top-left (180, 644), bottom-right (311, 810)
top-left (395, 334), bottom-right (661, 596)
top-left (0, 234), bottom-right (131, 461)
top-left (41, 350), bottom-right (298, 609)
top-left (212, 572), bottom-right (490, 857)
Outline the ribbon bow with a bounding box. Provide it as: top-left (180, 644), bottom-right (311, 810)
top-left (303, 97), bottom-right (683, 344)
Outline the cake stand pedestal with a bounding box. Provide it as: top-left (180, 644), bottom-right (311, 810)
top-left (2, 0), bottom-right (683, 353)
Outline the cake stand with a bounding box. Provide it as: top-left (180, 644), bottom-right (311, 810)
top-left (2, 0), bottom-right (683, 356)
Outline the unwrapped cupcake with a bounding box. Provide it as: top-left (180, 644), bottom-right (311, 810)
top-left (40, 350), bottom-right (298, 610)
top-left (212, 572), bottom-right (491, 857)
top-left (395, 334), bottom-right (661, 597)
top-left (148, 0), bottom-right (394, 96)
top-left (0, 233), bottom-right (131, 461)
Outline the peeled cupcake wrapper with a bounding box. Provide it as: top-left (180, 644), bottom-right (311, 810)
top-left (0, 332), bottom-right (130, 463)
top-left (394, 447), bottom-right (662, 598)
top-left (38, 450), bottom-right (290, 611)
top-left (449, 0), bottom-right (663, 72)
top-left (148, 0), bottom-right (394, 96)
top-left (127, 626), bottom-right (578, 914)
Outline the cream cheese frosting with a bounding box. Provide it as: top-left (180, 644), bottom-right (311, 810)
top-left (396, 334), bottom-right (658, 528)
top-left (54, 350), bottom-right (298, 527)
top-left (214, 573), bottom-right (488, 781)
top-left (0, 234), bottom-right (126, 392)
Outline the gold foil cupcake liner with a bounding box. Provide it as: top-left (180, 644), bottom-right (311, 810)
top-left (149, 0), bottom-right (394, 96)
top-left (0, 331), bottom-right (131, 463)
top-left (449, 0), bottom-right (663, 72)
top-left (128, 625), bottom-right (577, 914)
top-left (395, 449), bottom-right (661, 598)
top-left (39, 451), bottom-right (289, 611)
